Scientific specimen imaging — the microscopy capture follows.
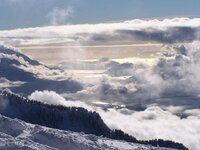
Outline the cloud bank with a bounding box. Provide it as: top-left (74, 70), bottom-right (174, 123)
top-left (69, 42), bottom-right (200, 109)
top-left (0, 18), bottom-right (200, 46)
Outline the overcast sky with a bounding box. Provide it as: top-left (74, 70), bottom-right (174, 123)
top-left (0, 0), bottom-right (200, 30)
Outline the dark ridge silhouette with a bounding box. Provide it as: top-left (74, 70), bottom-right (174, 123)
top-left (0, 90), bottom-right (188, 150)
top-left (0, 90), bottom-right (111, 136)
top-left (11, 78), bottom-right (83, 95)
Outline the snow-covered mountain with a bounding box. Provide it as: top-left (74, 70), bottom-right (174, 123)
top-left (0, 90), bottom-right (188, 150)
top-left (0, 114), bottom-right (176, 150)
top-left (0, 45), bottom-right (83, 95)
top-left (0, 45), bottom-right (40, 66)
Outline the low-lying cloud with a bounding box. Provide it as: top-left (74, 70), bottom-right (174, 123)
top-left (100, 106), bottom-right (200, 150)
top-left (71, 42), bottom-right (200, 109)
top-left (1, 18), bottom-right (200, 46)
top-left (29, 90), bottom-right (92, 110)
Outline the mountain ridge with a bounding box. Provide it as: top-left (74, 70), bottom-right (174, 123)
top-left (0, 90), bottom-right (188, 150)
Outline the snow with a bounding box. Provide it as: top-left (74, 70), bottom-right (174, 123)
top-left (0, 114), bottom-right (174, 150)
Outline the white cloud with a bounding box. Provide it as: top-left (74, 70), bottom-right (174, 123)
top-left (98, 106), bottom-right (200, 150)
top-left (47, 6), bottom-right (74, 25)
top-left (29, 90), bottom-right (93, 110)
top-left (75, 41), bottom-right (200, 106)
top-left (0, 17), bottom-right (200, 46)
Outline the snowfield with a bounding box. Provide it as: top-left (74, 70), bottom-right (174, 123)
top-left (0, 114), bottom-right (174, 150)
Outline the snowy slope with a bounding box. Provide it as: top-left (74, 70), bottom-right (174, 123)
top-left (0, 114), bottom-right (175, 150)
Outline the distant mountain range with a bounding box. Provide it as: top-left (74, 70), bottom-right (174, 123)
top-left (0, 46), bottom-right (83, 95)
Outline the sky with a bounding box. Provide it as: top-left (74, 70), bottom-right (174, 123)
top-left (0, 0), bottom-right (200, 30)
top-left (1, 1), bottom-right (200, 149)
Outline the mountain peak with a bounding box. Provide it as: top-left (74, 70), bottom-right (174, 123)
top-left (0, 45), bottom-right (40, 66)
